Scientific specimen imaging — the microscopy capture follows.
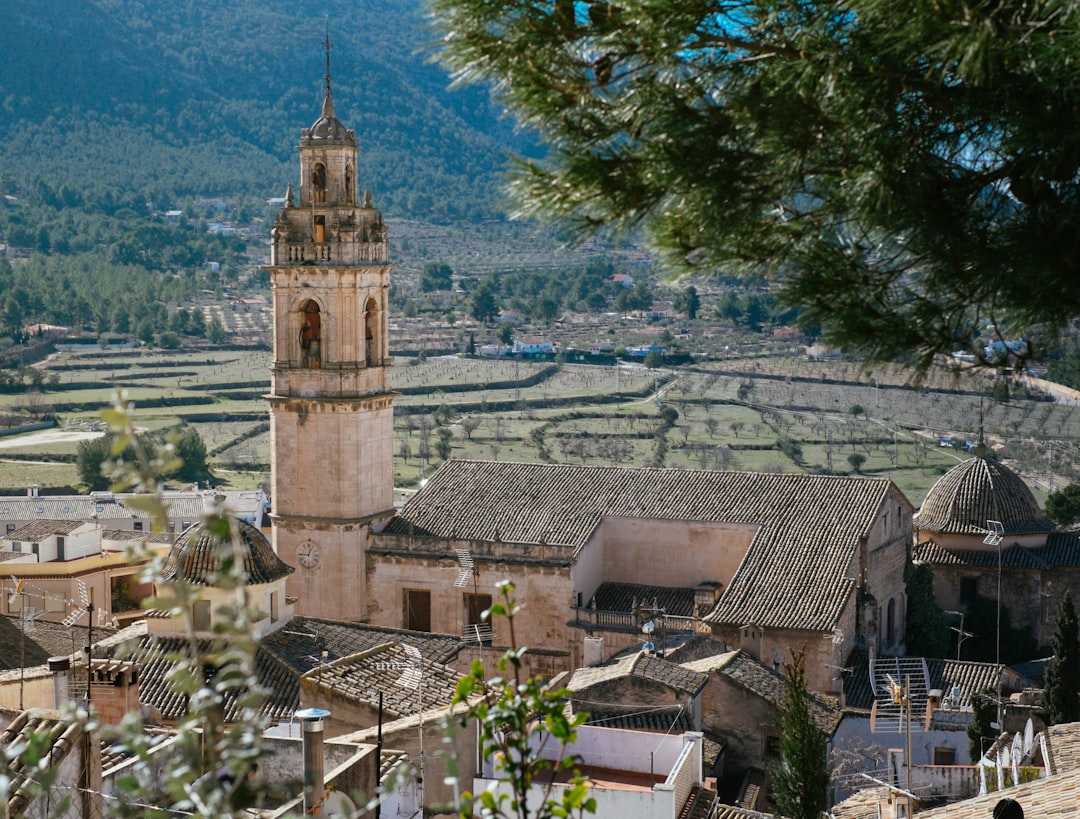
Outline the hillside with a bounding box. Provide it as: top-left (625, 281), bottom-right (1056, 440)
top-left (0, 0), bottom-right (529, 220)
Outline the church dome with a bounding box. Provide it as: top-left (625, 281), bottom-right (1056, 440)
top-left (915, 456), bottom-right (1052, 536)
top-left (301, 93), bottom-right (356, 145)
top-left (162, 517), bottom-right (294, 586)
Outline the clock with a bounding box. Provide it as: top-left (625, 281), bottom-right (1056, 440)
top-left (297, 541), bottom-right (321, 569)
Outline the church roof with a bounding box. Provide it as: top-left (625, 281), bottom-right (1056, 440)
top-left (913, 534), bottom-right (1080, 569)
top-left (301, 92), bottom-right (356, 145)
top-left (383, 460), bottom-right (898, 633)
top-left (914, 456), bottom-right (1052, 536)
top-left (160, 517), bottom-right (293, 586)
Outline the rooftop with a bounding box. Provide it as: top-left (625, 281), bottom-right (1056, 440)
top-left (384, 461), bottom-right (898, 632)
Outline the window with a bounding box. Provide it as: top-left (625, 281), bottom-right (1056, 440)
top-left (270, 590), bottom-right (280, 623)
top-left (933, 747), bottom-right (957, 765)
top-left (55, 537), bottom-right (64, 561)
top-left (193, 600), bottom-right (211, 631)
top-left (405, 589), bottom-right (431, 632)
top-left (5, 524), bottom-right (13, 534)
top-left (464, 593), bottom-right (492, 627)
top-left (960, 577), bottom-right (978, 602)
top-left (133, 521), bottom-right (143, 532)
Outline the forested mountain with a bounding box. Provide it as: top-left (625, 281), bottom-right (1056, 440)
top-left (0, 0), bottom-right (527, 220)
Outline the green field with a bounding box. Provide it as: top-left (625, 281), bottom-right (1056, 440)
top-left (0, 346), bottom-right (1074, 507)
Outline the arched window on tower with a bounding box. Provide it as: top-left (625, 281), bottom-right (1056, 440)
top-left (312, 162), bottom-right (327, 204)
top-left (345, 164), bottom-right (355, 203)
top-left (299, 301), bottom-right (322, 367)
top-left (365, 297), bottom-right (378, 366)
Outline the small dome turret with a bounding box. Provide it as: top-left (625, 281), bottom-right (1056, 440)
top-left (162, 517), bottom-right (294, 586)
top-left (915, 456), bottom-right (1052, 537)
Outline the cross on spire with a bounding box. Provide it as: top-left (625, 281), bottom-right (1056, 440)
top-left (324, 20), bottom-right (333, 99)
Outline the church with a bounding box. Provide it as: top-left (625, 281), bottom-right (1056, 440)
top-left (262, 72), bottom-right (915, 694)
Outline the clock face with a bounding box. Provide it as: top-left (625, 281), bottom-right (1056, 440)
top-left (297, 541), bottom-right (321, 569)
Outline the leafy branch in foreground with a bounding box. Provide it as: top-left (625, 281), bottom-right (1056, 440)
top-left (430, 0), bottom-right (1080, 370)
top-left (446, 580), bottom-right (595, 819)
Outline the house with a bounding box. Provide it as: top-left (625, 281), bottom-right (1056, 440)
top-left (611, 273), bottom-right (634, 288)
top-left (0, 487), bottom-right (268, 536)
top-left (567, 641), bottom-right (841, 807)
top-left (512, 336), bottom-right (555, 354)
top-left (1, 524), bottom-right (171, 626)
top-left (369, 461), bottom-right (913, 693)
top-left (474, 724), bottom-right (716, 819)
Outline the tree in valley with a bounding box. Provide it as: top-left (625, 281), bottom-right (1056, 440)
top-left (1043, 591), bottom-right (1080, 726)
top-left (769, 650), bottom-right (829, 819)
top-left (430, 0), bottom-right (1080, 368)
top-left (846, 452), bottom-right (867, 474)
top-left (1046, 484), bottom-right (1080, 529)
top-left (469, 281), bottom-right (500, 323)
top-left (675, 285), bottom-right (700, 319)
top-left (421, 261), bottom-right (454, 292)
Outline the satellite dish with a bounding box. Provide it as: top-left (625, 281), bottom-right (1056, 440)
top-left (323, 791), bottom-right (357, 817)
top-left (642, 642), bottom-right (655, 654)
top-left (1000, 746), bottom-right (1011, 768)
top-left (1023, 719), bottom-right (1035, 757)
top-left (1011, 732), bottom-right (1024, 763)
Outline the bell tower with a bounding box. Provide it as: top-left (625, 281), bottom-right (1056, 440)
top-left (266, 37), bottom-right (395, 621)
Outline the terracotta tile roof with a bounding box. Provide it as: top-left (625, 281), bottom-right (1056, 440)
top-left (1, 709), bottom-right (82, 817)
top-left (685, 650), bottom-right (841, 734)
top-left (303, 643), bottom-right (464, 719)
top-left (567, 650), bottom-right (709, 697)
top-left (4, 519), bottom-right (87, 541)
top-left (913, 533), bottom-right (1080, 569)
top-left (1044, 722), bottom-right (1080, 775)
top-left (915, 456), bottom-right (1052, 536)
top-left (384, 461), bottom-right (896, 632)
top-left (589, 582), bottom-right (696, 617)
top-left (843, 651), bottom-right (1006, 711)
top-left (914, 767), bottom-right (1080, 817)
top-left (160, 518), bottom-right (292, 586)
top-left (580, 706), bottom-right (694, 733)
top-left (101, 529), bottom-right (174, 546)
top-left (0, 614), bottom-right (113, 670)
top-left (714, 806), bottom-right (775, 819)
top-left (261, 616), bottom-right (464, 675)
top-left (831, 786), bottom-right (894, 819)
top-left (125, 635), bottom-right (300, 724)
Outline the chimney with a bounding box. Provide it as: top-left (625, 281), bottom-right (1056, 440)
top-left (49, 656), bottom-right (70, 708)
top-left (583, 636), bottom-right (604, 667)
top-left (27, 485), bottom-right (39, 498)
top-left (296, 707), bottom-right (330, 815)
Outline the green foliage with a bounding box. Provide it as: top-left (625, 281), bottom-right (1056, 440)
top-left (422, 262), bottom-right (454, 293)
top-left (498, 322), bottom-right (515, 346)
top-left (904, 560), bottom-right (948, 658)
top-left (1043, 591), bottom-right (1080, 726)
top-left (643, 349), bottom-right (663, 369)
top-left (469, 282), bottom-right (500, 323)
top-left (1046, 484), bottom-right (1080, 529)
top-left (846, 452), bottom-right (866, 474)
top-left (76, 425), bottom-right (213, 490)
top-left (968, 690), bottom-right (998, 762)
top-left (769, 650), bottom-right (828, 819)
top-left (0, 0), bottom-right (522, 222)
top-left (963, 593), bottom-right (1036, 665)
top-left (447, 581), bottom-right (595, 819)
top-left (430, 0), bottom-right (1080, 368)
top-left (674, 285), bottom-right (700, 319)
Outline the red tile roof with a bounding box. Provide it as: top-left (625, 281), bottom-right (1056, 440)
top-left (384, 460), bottom-right (896, 632)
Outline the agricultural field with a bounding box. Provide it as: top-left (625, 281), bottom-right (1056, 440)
top-left (1, 345), bottom-right (1077, 509)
